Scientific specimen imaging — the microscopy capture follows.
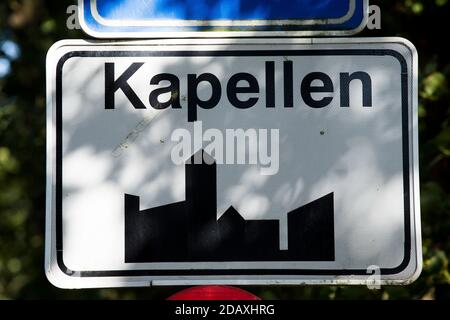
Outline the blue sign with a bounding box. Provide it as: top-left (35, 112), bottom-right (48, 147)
top-left (79, 0), bottom-right (368, 37)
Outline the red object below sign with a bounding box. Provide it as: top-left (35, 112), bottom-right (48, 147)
top-left (167, 286), bottom-right (260, 301)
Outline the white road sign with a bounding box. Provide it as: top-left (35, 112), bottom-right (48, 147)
top-left (45, 38), bottom-right (421, 288)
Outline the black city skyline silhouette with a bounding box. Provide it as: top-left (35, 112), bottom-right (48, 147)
top-left (124, 150), bottom-right (335, 263)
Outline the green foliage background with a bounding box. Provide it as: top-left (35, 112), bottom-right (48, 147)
top-left (0, 0), bottom-right (449, 300)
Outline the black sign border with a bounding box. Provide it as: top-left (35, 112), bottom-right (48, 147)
top-left (54, 48), bottom-right (412, 278)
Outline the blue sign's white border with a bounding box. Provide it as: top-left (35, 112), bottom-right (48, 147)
top-left (79, 0), bottom-right (369, 38)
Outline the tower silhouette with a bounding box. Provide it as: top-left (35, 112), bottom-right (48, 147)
top-left (125, 150), bottom-right (335, 263)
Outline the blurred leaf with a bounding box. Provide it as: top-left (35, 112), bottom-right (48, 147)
top-left (421, 72), bottom-right (448, 101)
top-left (41, 19), bottom-right (56, 34)
top-left (434, 126), bottom-right (450, 156)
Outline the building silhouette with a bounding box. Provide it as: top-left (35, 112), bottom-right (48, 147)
top-left (125, 150), bottom-right (335, 263)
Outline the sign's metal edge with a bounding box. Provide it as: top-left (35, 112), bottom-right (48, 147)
top-left (77, 0), bottom-right (369, 39)
top-left (45, 38), bottom-right (421, 289)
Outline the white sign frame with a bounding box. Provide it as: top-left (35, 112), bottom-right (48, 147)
top-left (45, 38), bottom-right (421, 288)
